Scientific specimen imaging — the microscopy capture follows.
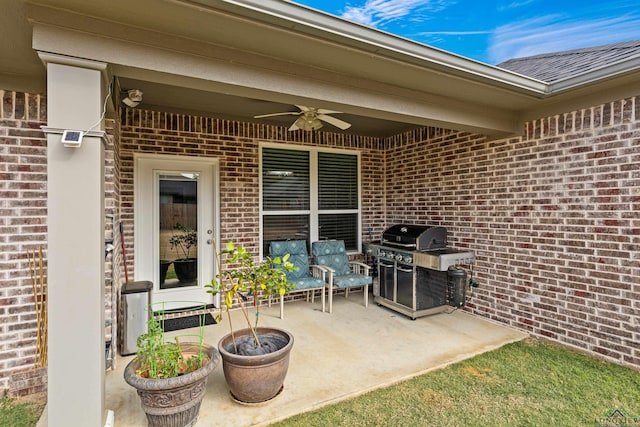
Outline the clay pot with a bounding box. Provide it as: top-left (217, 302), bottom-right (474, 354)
top-left (218, 327), bottom-right (294, 404)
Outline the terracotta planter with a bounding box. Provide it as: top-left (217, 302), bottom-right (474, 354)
top-left (124, 343), bottom-right (219, 427)
top-left (218, 327), bottom-right (294, 403)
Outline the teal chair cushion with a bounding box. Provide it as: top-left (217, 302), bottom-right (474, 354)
top-left (289, 275), bottom-right (325, 290)
top-left (311, 241), bottom-right (351, 276)
top-left (312, 239), bottom-right (370, 313)
top-left (333, 274), bottom-right (373, 288)
top-left (270, 240), bottom-right (323, 288)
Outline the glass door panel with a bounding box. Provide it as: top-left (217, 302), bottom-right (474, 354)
top-left (159, 174), bottom-right (198, 290)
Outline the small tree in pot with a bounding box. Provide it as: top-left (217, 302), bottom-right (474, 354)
top-left (169, 223), bottom-right (198, 282)
top-left (206, 241), bottom-right (296, 403)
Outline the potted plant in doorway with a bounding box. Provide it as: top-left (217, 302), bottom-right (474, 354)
top-left (169, 223), bottom-right (198, 283)
top-left (206, 241), bottom-right (296, 404)
top-left (123, 310), bottom-right (219, 427)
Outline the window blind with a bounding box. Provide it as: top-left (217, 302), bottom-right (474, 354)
top-left (318, 152), bottom-right (358, 210)
top-left (262, 148), bottom-right (310, 211)
top-left (319, 213), bottom-right (358, 250)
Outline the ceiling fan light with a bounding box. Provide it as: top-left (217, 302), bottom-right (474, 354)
top-left (310, 118), bottom-right (323, 130)
top-left (293, 116), bottom-right (306, 130)
top-left (294, 116), bottom-right (323, 131)
top-left (262, 105), bottom-right (349, 131)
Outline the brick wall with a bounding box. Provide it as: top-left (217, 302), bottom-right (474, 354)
top-left (0, 90), bottom-right (121, 394)
top-left (0, 90), bottom-right (48, 394)
top-left (386, 96), bottom-right (640, 368)
top-left (2, 89), bottom-right (638, 397)
top-left (119, 109), bottom-right (385, 275)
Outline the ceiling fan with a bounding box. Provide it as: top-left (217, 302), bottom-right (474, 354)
top-left (254, 105), bottom-right (352, 131)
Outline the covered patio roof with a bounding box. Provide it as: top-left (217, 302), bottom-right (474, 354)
top-left (3, 0), bottom-right (639, 138)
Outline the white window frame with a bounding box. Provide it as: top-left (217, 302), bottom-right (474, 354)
top-left (259, 142), bottom-right (362, 258)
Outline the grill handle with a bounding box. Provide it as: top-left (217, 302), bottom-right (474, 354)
top-left (397, 266), bottom-right (413, 273)
top-left (380, 239), bottom-right (416, 249)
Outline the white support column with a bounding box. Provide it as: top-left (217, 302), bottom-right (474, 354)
top-left (42, 54), bottom-right (108, 427)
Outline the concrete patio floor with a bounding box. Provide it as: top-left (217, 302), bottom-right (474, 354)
top-left (43, 295), bottom-right (528, 426)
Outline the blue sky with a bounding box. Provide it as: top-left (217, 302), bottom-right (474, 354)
top-left (290, 0), bottom-right (640, 65)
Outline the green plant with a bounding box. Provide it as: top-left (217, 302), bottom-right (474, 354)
top-left (0, 392), bottom-right (45, 427)
top-left (169, 223), bottom-right (197, 259)
top-left (272, 338), bottom-right (640, 426)
top-left (206, 241), bottom-right (296, 352)
top-left (135, 317), bottom-right (204, 379)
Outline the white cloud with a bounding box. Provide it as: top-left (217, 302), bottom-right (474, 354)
top-left (340, 0), bottom-right (448, 27)
top-left (418, 30), bottom-right (490, 36)
top-left (488, 13), bottom-right (640, 63)
top-left (497, 0), bottom-right (535, 12)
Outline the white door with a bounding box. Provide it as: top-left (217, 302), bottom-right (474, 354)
top-left (134, 154), bottom-right (219, 310)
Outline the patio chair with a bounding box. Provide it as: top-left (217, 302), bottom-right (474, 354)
top-left (269, 240), bottom-right (326, 319)
top-left (311, 240), bottom-right (372, 314)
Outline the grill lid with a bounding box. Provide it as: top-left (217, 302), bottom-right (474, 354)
top-left (381, 224), bottom-right (447, 251)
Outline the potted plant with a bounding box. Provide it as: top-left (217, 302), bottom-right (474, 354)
top-left (123, 313), bottom-right (219, 427)
top-left (206, 241), bottom-right (296, 403)
top-left (169, 223), bottom-right (198, 283)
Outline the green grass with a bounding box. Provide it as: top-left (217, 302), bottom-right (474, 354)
top-left (0, 394), bottom-right (45, 427)
top-left (273, 338), bottom-right (640, 427)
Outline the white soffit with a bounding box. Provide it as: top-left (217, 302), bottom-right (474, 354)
top-left (23, 0), bottom-right (640, 136)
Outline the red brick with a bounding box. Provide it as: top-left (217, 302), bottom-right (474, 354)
top-left (4, 89), bottom-right (640, 396)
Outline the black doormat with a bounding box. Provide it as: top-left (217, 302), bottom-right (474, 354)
top-left (153, 304), bottom-right (218, 332)
top-left (161, 312), bottom-right (217, 332)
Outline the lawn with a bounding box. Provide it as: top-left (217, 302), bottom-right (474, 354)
top-left (3, 339), bottom-right (639, 426)
top-left (0, 392), bottom-right (46, 427)
top-left (274, 338), bottom-right (640, 427)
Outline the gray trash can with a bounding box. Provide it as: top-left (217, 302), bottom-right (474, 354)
top-left (120, 280), bottom-right (153, 356)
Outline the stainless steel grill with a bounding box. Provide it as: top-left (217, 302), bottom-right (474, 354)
top-left (365, 224), bottom-right (475, 319)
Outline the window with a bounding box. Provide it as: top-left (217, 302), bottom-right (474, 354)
top-left (261, 145), bottom-right (360, 256)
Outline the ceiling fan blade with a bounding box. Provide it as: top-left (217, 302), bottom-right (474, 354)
top-left (288, 122), bottom-right (300, 131)
top-left (294, 105), bottom-right (311, 112)
top-left (316, 108), bottom-right (344, 115)
top-left (317, 114), bottom-right (351, 130)
top-left (254, 111), bottom-right (301, 118)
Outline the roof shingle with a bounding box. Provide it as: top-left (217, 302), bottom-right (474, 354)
top-left (496, 40), bottom-right (640, 83)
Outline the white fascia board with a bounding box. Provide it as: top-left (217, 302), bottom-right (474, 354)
top-left (192, 0), bottom-right (549, 95)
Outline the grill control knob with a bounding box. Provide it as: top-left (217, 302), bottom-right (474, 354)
top-left (405, 256), bottom-right (413, 264)
top-left (379, 250), bottom-right (386, 257)
top-left (395, 254), bottom-right (403, 261)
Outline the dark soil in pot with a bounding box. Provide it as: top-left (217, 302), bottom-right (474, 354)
top-left (224, 333), bottom-right (289, 356)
